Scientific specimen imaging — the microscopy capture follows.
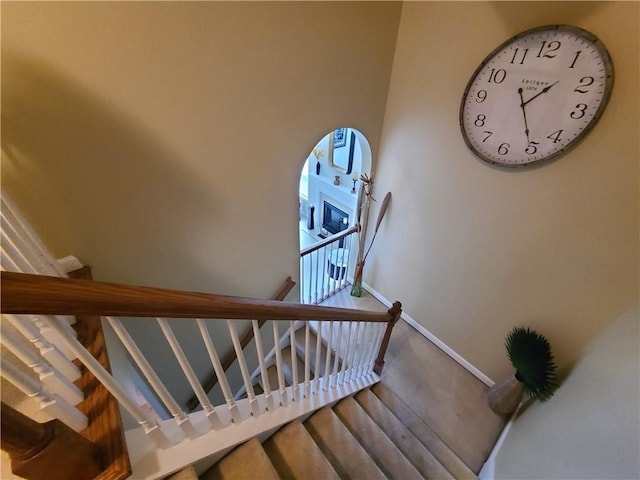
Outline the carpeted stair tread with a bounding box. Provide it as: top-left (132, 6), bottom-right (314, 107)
top-left (166, 465), bottom-right (198, 480)
top-left (371, 383), bottom-right (477, 479)
top-left (333, 396), bottom-right (423, 479)
top-left (200, 437), bottom-right (279, 480)
top-left (355, 389), bottom-right (454, 480)
top-left (305, 407), bottom-right (387, 480)
top-left (263, 419), bottom-right (340, 480)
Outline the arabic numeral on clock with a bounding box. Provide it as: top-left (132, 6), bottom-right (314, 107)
top-left (487, 68), bottom-right (506, 84)
top-left (547, 129), bottom-right (564, 144)
top-left (497, 143), bottom-right (510, 155)
top-left (525, 141), bottom-right (539, 155)
top-left (482, 131), bottom-right (493, 142)
top-left (474, 114), bottom-right (486, 127)
top-left (574, 76), bottom-right (595, 94)
top-left (510, 48), bottom-right (530, 65)
top-left (475, 90), bottom-right (487, 103)
top-left (537, 40), bottom-right (561, 58)
top-left (570, 104), bottom-right (588, 119)
top-left (569, 50), bottom-right (582, 69)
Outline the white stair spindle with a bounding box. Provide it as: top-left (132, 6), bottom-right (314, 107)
top-left (307, 253), bottom-right (314, 304)
top-left (252, 320), bottom-right (275, 411)
top-left (289, 321), bottom-right (299, 401)
top-left (0, 325), bottom-right (83, 406)
top-left (366, 323), bottom-right (385, 375)
top-left (2, 314), bottom-right (80, 382)
top-left (1, 197), bottom-right (66, 277)
top-left (226, 320), bottom-right (262, 417)
top-left (36, 314), bottom-right (172, 447)
top-left (273, 321), bottom-right (288, 406)
top-left (339, 322), bottom-right (354, 385)
top-left (106, 317), bottom-right (198, 438)
top-left (323, 321), bottom-right (334, 391)
top-left (350, 322), bottom-right (364, 383)
top-left (356, 323), bottom-right (374, 379)
top-left (304, 322), bottom-right (311, 397)
top-left (331, 321), bottom-right (343, 388)
top-left (347, 322), bottom-right (361, 383)
top-left (0, 357), bottom-right (87, 432)
top-left (196, 319), bottom-right (242, 423)
top-left (314, 320), bottom-right (323, 393)
top-left (157, 318), bottom-right (225, 429)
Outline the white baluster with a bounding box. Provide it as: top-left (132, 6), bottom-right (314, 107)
top-left (307, 253), bottom-right (314, 304)
top-left (106, 317), bottom-right (198, 438)
top-left (289, 322), bottom-right (299, 401)
top-left (196, 319), bottom-right (242, 422)
top-left (0, 358), bottom-right (87, 432)
top-left (252, 320), bottom-right (275, 411)
top-left (356, 323), bottom-right (374, 379)
top-left (273, 321), bottom-right (288, 406)
top-left (331, 321), bottom-right (343, 388)
top-left (304, 322), bottom-right (311, 397)
top-left (1, 197), bottom-right (66, 277)
top-left (339, 322), bottom-right (354, 385)
top-left (157, 318), bottom-right (225, 429)
top-left (323, 321), bottom-right (334, 391)
top-left (3, 314), bottom-right (80, 382)
top-left (37, 314), bottom-right (171, 447)
top-left (314, 320), bottom-right (323, 394)
top-left (0, 325), bottom-right (83, 406)
top-left (349, 323), bottom-right (364, 383)
top-left (366, 323), bottom-right (385, 376)
top-left (226, 320), bottom-right (262, 416)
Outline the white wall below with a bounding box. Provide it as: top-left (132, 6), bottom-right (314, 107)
top-left (491, 305), bottom-right (640, 479)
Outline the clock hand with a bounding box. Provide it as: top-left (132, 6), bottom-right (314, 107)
top-left (522, 80), bottom-right (560, 107)
top-left (518, 88), bottom-right (531, 143)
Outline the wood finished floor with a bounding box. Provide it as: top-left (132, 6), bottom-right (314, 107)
top-left (320, 287), bottom-right (505, 474)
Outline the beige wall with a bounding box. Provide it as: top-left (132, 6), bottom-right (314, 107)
top-left (1, 1), bottom-right (400, 295)
top-left (369, 1), bottom-right (639, 381)
top-left (1, 1), bottom-right (401, 405)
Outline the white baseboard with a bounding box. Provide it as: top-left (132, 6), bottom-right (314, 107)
top-left (362, 282), bottom-right (495, 387)
top-left (478, 402), bottom-right (522, 479)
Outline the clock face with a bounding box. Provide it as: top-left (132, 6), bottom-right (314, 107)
top-left (460, 25), bottom-right (614, 167)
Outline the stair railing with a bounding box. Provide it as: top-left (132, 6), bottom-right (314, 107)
top-left (2, 270), bottom-right (402, 478)
top-left (300, 224), bottom-right (358, 304)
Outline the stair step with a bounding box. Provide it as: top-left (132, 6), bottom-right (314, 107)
top-left (371, 383), bottom-right (477, 479)
top-left (333, 396), bottom-right (423, 479)
top-left (263, 420), bottom-right (340, 480)
top-left (201, 437), bottom-right (278, 480)
top-left (166, 466), bottom-right (198, 480)
top-left (355, 388), bottom-right (454, 479)
top-left (305, 407), bottom-right (387, 480)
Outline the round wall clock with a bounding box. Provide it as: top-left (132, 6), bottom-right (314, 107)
top-left (459, 25), bottom-right (614, 167)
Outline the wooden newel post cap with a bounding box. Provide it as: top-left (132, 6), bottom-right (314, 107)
top-left (1, 402), bottom-right (102, 480)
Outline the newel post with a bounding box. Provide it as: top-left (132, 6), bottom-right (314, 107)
top-left (374, 301), bottom-right (402, 375)
top-left (0, 402), bottom-right (102, 480)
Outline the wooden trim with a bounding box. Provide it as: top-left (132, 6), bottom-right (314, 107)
top-left (186, 276), bottom-right (297, 412)
top-left (1, 271), bottom-right (391, 323)
top-left (69, 266), bottom-right (131, 480)
top-left (1, 402), bottom-right (103, 480)
top-left (374, 301), bottom-right (402, 375)
top-left (300, 225), bottom-right (359, 257)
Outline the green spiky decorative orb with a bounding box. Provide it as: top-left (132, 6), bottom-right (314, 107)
top-left (505, 327), bottom-right (559, 402)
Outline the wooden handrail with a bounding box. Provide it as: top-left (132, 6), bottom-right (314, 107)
top-left (186, 276), bottom-right (296, 412)
top-left (300, 224), bottom-right (359, 257)
top-left (1, 271), bottom-right (392, 323)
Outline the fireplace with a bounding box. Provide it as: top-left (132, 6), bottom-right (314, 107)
top-left (322, 201), bottom-right (349, 236)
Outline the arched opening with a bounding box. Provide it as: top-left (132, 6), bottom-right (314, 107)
top-left (298, 128), bottom-right (372, 303)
